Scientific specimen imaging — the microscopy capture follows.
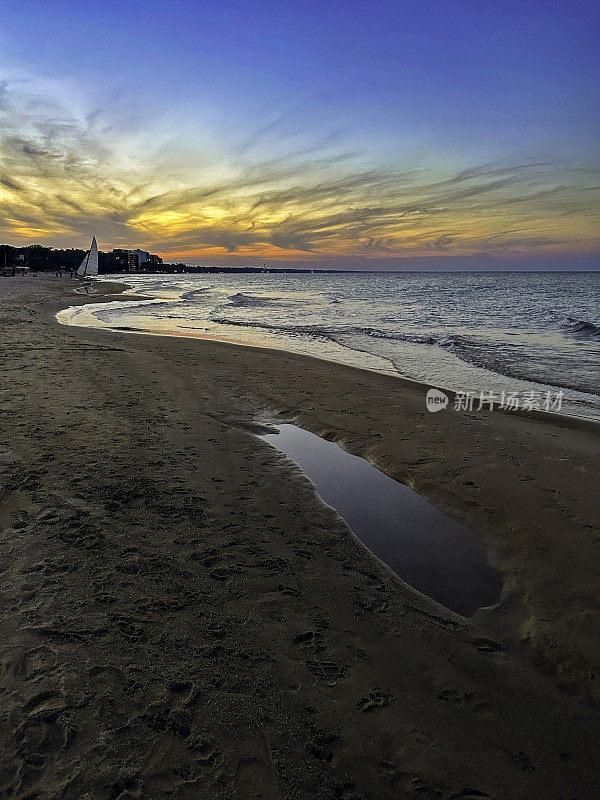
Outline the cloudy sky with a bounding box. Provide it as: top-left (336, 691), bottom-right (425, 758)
top-left (0, 0), bottom-right (598, 268)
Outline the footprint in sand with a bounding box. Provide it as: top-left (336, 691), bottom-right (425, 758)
top-left (306, 730), bottom-right (339, 762)
top-left (356, 689), bottom-right (395, 712)
top-left (437, 689), bottom-right (474, 706)
top-left (305, 658), bottom-right (347, 686)
top-left (293, 630), bottom-right (325, 654)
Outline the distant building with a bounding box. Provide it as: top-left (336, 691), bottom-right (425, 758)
top-left (111, 249), bottom-right (130, 270)
top-left (112, 248), bottom-right (163, 272)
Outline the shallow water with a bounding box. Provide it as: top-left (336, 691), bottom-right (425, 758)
top-left (260, 424), bottom-right (502, 617)
top-left (62, 271), bottom-right (600, 420)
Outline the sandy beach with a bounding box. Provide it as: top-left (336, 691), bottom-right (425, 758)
top-left (1, 275), bottom-right (599, 800)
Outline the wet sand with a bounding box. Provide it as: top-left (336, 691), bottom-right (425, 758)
top-left (1, 276), bottom-right (599, 799)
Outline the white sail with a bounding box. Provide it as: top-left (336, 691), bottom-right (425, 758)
top-left (87, 236), bottom-right (99, 276)
top-left (76, 236), bottom-right (98, 276)
top-left (76, 251), bottom-right (89, 276)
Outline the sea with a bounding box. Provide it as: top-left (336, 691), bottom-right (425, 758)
top-left (60, 271), bottom-right (600, 421)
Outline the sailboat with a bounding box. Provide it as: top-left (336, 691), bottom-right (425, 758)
top-left (77, 236), bottom-right (99, 277)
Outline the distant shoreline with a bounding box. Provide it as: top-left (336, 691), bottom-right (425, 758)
top-left (97, 266), bottom-right (600, 274)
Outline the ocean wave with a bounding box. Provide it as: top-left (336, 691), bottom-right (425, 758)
top-left (180, 287), bottom-right (212, 301)
top-left (354, 327), bottom-right (433, 343)
top-left (439, 338), bottom-right (599, 397)
top-left (210, 316), bottom-right (455, 346)
top-left (226, 292), bottom-right (279, 308)
top-left (562, 317), bottom-right (600, 337)
top-left (92, 272), bottom-right (600, 419)
top-left (210, 317), bottom-right (334, 339)
top-left (210, 314), bottom-right (598, 396)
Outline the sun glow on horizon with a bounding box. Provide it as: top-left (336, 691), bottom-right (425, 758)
top-left (0, 0), bottom-right (598, 269)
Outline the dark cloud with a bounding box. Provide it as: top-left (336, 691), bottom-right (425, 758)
top-left (0, 174), bottom-right (22, 191)
top-left (433, 234), bottom-right (455, 249)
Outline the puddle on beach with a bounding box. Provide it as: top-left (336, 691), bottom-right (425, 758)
top-left (260, 424), bottom-right (502, 617)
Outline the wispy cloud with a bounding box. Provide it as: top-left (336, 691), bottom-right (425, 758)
top-left (0, 78), bottom-right (598, 262)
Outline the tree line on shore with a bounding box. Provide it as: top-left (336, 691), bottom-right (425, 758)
top-left (0, 243), bottom-right (346, 274)
top-left (0, 244), bottom-right (190, 275)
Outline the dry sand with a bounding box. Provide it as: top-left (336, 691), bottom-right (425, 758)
top-left (1, 276), bottom-right (599, 800)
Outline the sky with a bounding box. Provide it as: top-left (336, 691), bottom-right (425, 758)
top-left (0, 0), bottom-right (598, 269)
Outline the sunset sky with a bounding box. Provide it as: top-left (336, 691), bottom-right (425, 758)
top-left (0, 0), bottom-right (598, 269)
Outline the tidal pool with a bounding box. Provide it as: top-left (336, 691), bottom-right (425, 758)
top-left (260, 424), bottom-right (502, 617)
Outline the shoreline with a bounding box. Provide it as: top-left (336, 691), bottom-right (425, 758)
top-left (59, 278), bottom-right (599, 429)
top-left (2, 275), bottom-right (600, 798)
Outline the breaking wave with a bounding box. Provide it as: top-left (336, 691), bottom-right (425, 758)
top-left (562, 317), bottom-right (600, 338)
top-left (226, 292), bottom-right (281, 308)
top-left (87, 271), bottom-right (600, 419)
top-left (211, 317), bottom-right (450, 344)
top-left (210, 315), bottom-right (599, 396)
